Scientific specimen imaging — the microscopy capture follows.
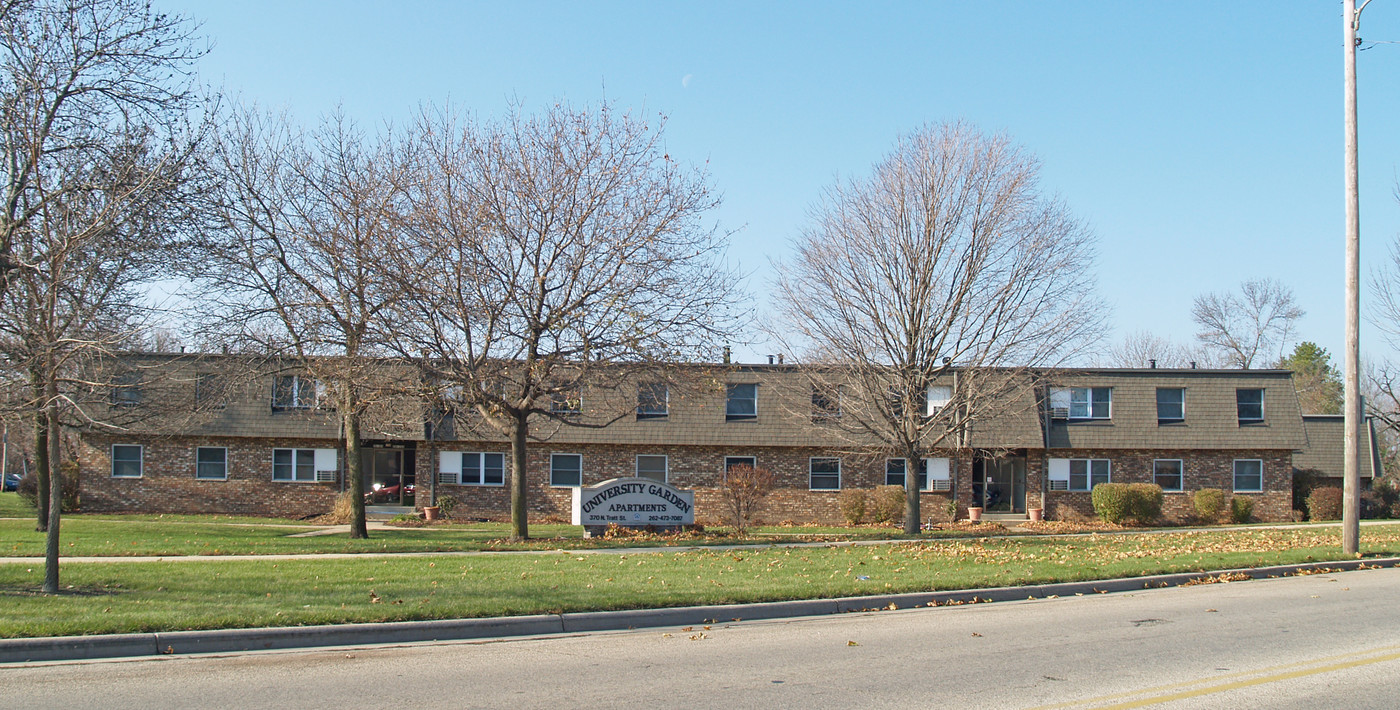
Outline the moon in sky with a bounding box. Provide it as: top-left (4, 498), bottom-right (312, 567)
top-left (682, 74), bottom-right (692, 89)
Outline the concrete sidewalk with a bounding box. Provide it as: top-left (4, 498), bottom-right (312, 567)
top-left (3, 557), bottom-right (1396, 665)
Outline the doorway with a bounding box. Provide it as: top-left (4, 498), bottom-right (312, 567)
top-left (972, 455), bottom-right (1026, 513)
top-left (362, 448), bottom-right (415, 506)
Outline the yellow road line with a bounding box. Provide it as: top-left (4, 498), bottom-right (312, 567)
top-left (1026, 645), bottom-right (1400, 710)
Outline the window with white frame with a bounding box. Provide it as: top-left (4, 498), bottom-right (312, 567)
top-left (1237, 389), bottom-right (1264, 424)
top-left (549, 389), bottom-right (582, 416)
top-left (637, 383), bottom-right (669, 419)
top-left (271, 375), bottom-right (318, 410)
top-left (1233, 459), bottom-right (1263, 492)
top-left (272, 448), bottom-right (316, 481)
top-left (1156, 388), bottom-right (1185, 423)
top-left (926, 385), bottom-right (952, 416)
top-left (885, 458), bottom-right (911, 488)
top-left (440, 452), bottom-right (505, 486)
top-left (195, 447), bottom-right (227, 480)
top-left (550, 453), bottom-right (582, 487)
top-left (636, 455), bottom-right (668, 482)
top-left (1067, 458), bottom-right (1110, 491)
top-left (811, 386), bottom-right (841, 421)
top-left (1153, 459), bottom-right (1183, 492)
top-left (1069, 387), bottom-right (1112, 420)
top-left (725, 383), bottom-right (758, 420)
top-left (884, 458), bottom-right (950, 491)
top-left (109, 371), bottom-right (142, 407)
top-left (111, 444), bottom-right (143, 478)
top-left (809, 457), bottom-right (841, 490)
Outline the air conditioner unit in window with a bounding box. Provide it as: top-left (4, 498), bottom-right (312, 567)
top-left (438, 471), bottom-right (457, 485)
top-left (1050, 407), bottom-right (1070, 420)
top-left (930, 479), bottom-right (951, 491)
top-left (927, 405), bottom-right (944, 417)
top-left (314, 470), bottom-right (336, 482)
top-left (1049, 479), bottom-right (1069, 491)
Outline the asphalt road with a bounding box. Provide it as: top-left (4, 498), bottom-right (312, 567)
top-left (6, 567), bottom-right (1400, 709)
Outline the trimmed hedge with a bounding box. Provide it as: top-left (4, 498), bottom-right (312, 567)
top-left (1307, 486), bottom-right (1343, 521)
top-left (1091, 483), bottom-right (1163, 524)
top-left (1194, 488), bottom-right (1226, 522)
top-left (1230, 496), bottom-right (1254, 524)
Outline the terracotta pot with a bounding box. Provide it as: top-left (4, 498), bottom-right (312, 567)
top-left (423, 506), bottom-right (441, 521)
top-left (968, 507), bottom-right (983, 522)
top-left (1027, 507), bottom-right (1044, 522)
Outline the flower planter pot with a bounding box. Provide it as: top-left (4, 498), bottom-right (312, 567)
top-left (1027, 507), bottom-right (1044, 522)
top-left (423, 506), bottom-right (441, 521)
top-left (967, 507), bottom-right (983, 522)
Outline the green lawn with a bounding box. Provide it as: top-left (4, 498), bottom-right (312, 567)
top-left (1, 525), bottom-right (1397, 638)
top-left (0, 492), bottom-right (33, 518)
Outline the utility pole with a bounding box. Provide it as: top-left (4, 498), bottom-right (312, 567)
top-left (1343, 0), bottom-right (1366, 556)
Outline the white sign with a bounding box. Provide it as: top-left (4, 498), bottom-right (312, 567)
top-left (571, 477), bottom-right (695, 527)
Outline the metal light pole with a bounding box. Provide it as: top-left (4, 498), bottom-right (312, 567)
top-left (1343, 0), bottom-right (1367, 555)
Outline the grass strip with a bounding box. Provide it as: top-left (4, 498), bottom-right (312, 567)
top-left (2, 525), bottom-right (1398, 639)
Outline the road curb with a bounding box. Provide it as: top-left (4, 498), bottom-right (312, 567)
top-left (4, 557), bottom-right (1398, 664)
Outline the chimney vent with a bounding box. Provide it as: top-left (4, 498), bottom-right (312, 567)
top-left (723, 346), bottom-right (731, 365)
top-left (1149, 358), bottom-right (1156, 369)
top-left (1190, 361), bottom-right (1197, 369)
top-left (767, 355), bottom-right (774, 365)
top-left (777, 353), bottom-right (785, 365)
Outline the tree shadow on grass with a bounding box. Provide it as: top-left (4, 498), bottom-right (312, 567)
top-left (0, 584), bottom-right (123, 597)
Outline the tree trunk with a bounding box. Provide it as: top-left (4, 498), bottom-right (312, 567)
top-left (508, 412), bottom-right (529, 541)
top-left (344, 408), bottom-right (368, 539)
top-left (31, 408), bottom-right (48, 533)
top-left (903, 446), bottom-right (922, 536)
top-left (42, 379), bottom-right (61, 594)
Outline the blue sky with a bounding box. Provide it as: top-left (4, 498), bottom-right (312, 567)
top-left (166, 1), bottom-right (1400, 366)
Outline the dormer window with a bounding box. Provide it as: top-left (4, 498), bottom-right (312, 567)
top-left (926, 385), bottom-right (952, 416)
top-left (272, 375), bottom-right (319, 410)
top-left (1070, 387), bottom-right (1111, 419)
top-left (1156, 388), bottom-right (1184, 423)
top-left (637, 383), bottom-right (668, 420)
top-left (725, 383), bottom-right (758, 420)
top-left (1237, 388), bottom-right (1264, 424)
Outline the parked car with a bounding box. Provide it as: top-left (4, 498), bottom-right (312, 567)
top-left (2, 472), bottom-right (19, 492)
top-left (365, 482), bottom-right (414, 504)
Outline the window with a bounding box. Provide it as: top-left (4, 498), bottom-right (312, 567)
top-left (637, 383), bottom-right (668, 419)
top-left (1156, 388), bottom-right (1184, 423)
top-left (884, 458), bottom-right (930, 490)
top-left (809, 457), bottom-right (841, 490)
top-left (1237, 389), bottom-right (1264, 423)
top-left (724, 456), bottom-right (757, 481)
top-left (111, 444), bottom-right (143, 478)
top-left (549, 389), bottom-right (581, 416)
top-left (195, 373), bottom-right (226, 409)
top-left (1233, 459), bottom-right (1263, 492)
top-left (196, 447), bottom-right (228, 480)
top-left (459, 452), bottom-right (505, 486)
top-left (109, 371), bottom-right (142, 407)
top-left (926, 385), bottom-right (952, 416)
top-left (272, 448), bottom-right (316, 481)
top-left (1069, 387), bottom-right (1111, 420)
top-left (1153, 459), bottom-right (1183, 492)
top-left (811, 387), bottom-right (841, 421)
top-left (725, 383), bottom-right (758, 420)
top-left (551, 453), bottom-right (582, 487)
top-left (272, 375), bottom-right (318, 410)
top-left (1068, 459), bottom-right (1110, 491)
top-left (636, 455), bottom-right (668, 482)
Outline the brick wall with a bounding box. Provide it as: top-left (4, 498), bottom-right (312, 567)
top-left (1038, 449), bottom-right (1293, 523)
top-left (81, 435), bottom-right (343, 518)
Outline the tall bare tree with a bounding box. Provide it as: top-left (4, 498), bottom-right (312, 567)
top-left (772, 121), bottom-right (1106, 535)
top-left (196, 108), bottom-right (418, 539)
top-left (1106, 330), bottom-right (1222, 369)
top-left (1190, 278), bottom-right (1303, 369)
top-left (0, 0), bottom-right (206, 593)
top-left (393, 102), bottom-right (744, 540)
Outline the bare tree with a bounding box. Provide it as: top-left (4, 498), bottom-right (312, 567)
top-left (195, 108), bottom-right (418, 539)
top-left (0, 0), bottom-right (206, 593)
top-left (393, 102), bottom-right (744, 540)
top-left (1190, 279), bottom-right (1303, 369)
top-left (772, 121), bottom-right (1106, 535)
top-left (1105, 330), bottom-right (1223, 369)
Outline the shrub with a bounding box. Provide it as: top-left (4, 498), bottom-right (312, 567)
top-left (943, 497), bottom-right (958, 523)
top-left (720, 464), bottom-right (775, 534)
top-left (17, 463), bottom-right (80, 513)
top-left (1306, 486), bottom-right (1343, 521)
top-left (838, 489), bottom-right (867, 526)
top-left (435, 495), bottom-right (457, 520)
top-left (1194, 488), bottom-right (1226, 522)
top-left (1293, 468), bottom-right (1323, 514)
top-left (1090, 483), bottom-right (1132, 523)
top-left (870, 485), bottom-right (905, 525)
top-left (1126, 483), bottom-right (1164, 522)
top-left (1230, 496), bottom-right (1254, 524)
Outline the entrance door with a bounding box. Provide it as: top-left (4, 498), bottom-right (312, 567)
top-left (363, 449), bottom-right (410, 505)
top-left (973, 456), bottom-right (1026, 513)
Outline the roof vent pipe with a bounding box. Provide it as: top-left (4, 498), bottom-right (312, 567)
top-left (1149, 358), bottom-right (1156, 369)
top-left (1190, 361), bottom-right (1197, 369)
top-left (767, 355), bottom-right (774, 365)
top-left (777, 353), bottom-right (785, 365)
top-left (723, 346), bottom-right (731, 365)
